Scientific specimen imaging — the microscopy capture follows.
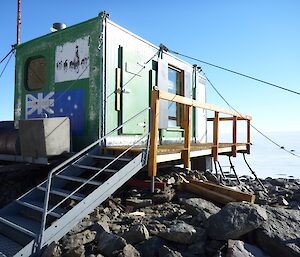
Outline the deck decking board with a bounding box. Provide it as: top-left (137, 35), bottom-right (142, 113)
top-left (105, 143), bottom-right (248, 163)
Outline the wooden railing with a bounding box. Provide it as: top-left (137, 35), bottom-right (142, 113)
top-left (148, 89), bottom-right (252, 177)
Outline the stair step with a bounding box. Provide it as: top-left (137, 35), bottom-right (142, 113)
top-left (0, 216), bottom-right (39, 238)
top-left (86, 154), bottom-right (132, 162)
top-left (74, 164), bottom-right (117, 173)
top-left (75, 164), bottom-right (118, 173)
top-left (37, 186), bottom-right (85, 201)
top-left (0, 234), bottom-right (23, 256)
top-left (16, 200), bottom-right (65, 218)
top-left (56, 174), bottom-right (102, 186)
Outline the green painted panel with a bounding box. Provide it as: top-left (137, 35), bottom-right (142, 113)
top-left (14, 16), bottom-right (102, 151)
top-left (121, 45), bottom-right (150, 134)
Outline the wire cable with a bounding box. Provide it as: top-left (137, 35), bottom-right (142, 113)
top-left (169, 49), bottom-right (300, 96)
top-left (0, 49), bottom-right (14, 64)
top-left (0, 51), bottom-right (14, 79)
top-left (202, 71), bottom-right (300, 159)
top-left (105, 50), bottom-right (159, 100)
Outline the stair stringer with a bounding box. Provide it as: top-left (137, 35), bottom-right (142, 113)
top-left (14, 152), bottom-right (145, 257)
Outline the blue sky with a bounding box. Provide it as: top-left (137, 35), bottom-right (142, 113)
top-left (1, 0), bottom-right (300, 132)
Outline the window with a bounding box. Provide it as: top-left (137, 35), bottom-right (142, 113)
top-left (168, 67), bottom-right (182, 127)
top-left (26, 57), bottom-right (46, 90)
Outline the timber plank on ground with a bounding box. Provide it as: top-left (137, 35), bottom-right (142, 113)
top-left (182, 179), bottom-right (255, 204)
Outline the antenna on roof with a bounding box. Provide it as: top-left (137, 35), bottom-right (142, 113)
top-left (16, 0), bottom-right (21, 45)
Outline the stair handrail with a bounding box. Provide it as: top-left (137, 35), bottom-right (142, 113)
top-left (37, 107), bottom-right (151, 251)
top-left (47, 131), bottom-right (150, 214)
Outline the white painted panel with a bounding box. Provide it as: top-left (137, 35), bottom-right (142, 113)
top-left (157, 58), bottom-right (169, 129)
top-left (55, 36), bottom-right (90, 82)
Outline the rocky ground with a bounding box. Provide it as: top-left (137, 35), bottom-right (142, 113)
top-left (41, 168), bottom-right (300, 257)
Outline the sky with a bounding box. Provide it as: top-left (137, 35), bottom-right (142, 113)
top-left (0, 0), bottom-right (300, 134)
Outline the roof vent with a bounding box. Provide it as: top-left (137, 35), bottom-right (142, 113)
top-left (50, 22), bottom-right (67, 32)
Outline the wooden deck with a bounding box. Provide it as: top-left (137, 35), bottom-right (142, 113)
top-left (106, 142), bottom-right (248, 163)
top-left (108, 89), bottom-right (251, 184)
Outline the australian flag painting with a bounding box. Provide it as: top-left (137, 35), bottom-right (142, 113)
top-left (25, 88), bottom-right (85, 136)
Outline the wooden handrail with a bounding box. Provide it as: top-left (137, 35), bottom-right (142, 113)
top-left (207, 117), bottom-right (249, 121)
top-left (158, 90), bottom-right (252, 120)
top-left (148, 89), bottom-right (252, 177)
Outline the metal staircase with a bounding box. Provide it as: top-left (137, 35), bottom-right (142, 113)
top-left (0, 108), bottom-right (150, 257)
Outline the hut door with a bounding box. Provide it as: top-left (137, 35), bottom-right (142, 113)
top-left (120, 49), bottom-right (148, 135)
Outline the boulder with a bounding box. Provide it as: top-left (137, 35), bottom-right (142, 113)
top-left (69, 220), bottom-right (94, 235)
top-left (277, 195), bottom-right (289, 206)
top-left (63, 245), bottom-right (85, 257)
top-left (92, 221), bottom-right (110, 235)
top-left (205, 240), bottom-right (226, 257)
top-left (61, 229), bottom-right (96, 249)
top-left (116, 244), bottom-right (141, 257)
top-left (179, 197), bottom-right (221, 221)
top-left (158, 221), bottom-right (196, 245)
top-left (187, 241), bottom-right (206, 256)
top-left (41, 242), bottom-right (62, 257)
top-left (159, 245), bottom-right (183, 257)
top-left (206, 202), bottom-right (267, 240)
top-left (97, 231), bottom-right (127, 257)
top-left (254, 207), bottom-right (300, 257)
top-left (122, 224), bottom-right (149, 245)
top-left (226, 240), bottom-right (269, 257)
top-left (136, 236), bottom-right (165, 257)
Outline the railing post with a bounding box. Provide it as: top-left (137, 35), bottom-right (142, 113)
top-left (182, 105), bottom-right (192, 169)
top-left (247, 119), bottom-right (251, 154)
top-left (213, 111), bottom-right (219, 161)
top-left (148, 90), bottom-right (159, 192)
top-left (232, 116), bottom-right (237, 157)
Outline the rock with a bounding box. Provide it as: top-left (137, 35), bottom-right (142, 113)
top-left (136, 236), bottom-right (165, 257)
top-left (187, 241), bottom-right (206, 256)
top-left (158, 221), bottom-right (196, 245)
top-left (97, 231), bottom-right (127, 256)
top-left (122, 224), bottom-right (149, 245)
top-left (116, 244), bottom-right (141, 257)
top-left (126, 198), bottom-right (153, 208)
top-left (41, 242), bottom-right (62, 257)
top-left (63, 245), bottom-right (85, 257)
top-left (179, 197), bottom-right (220, 221)
top-left (206, 240), bottom-right (226, 257)
top-left (190, 226), bottom-right (206, 244)
top-left (255, 191), bottom-right (270, 205)
top-left (293, 194), bottom-right (300, 202)
top-left (269, 178), bottom-right (286, 187)
top-left (92, 220), bottom-right (110, 235)
top-left (226, 240), bottom-right (269, 257)
top-left (204, 170), bottom-right (220, 184)
top-left (254, 207), bottom-right (300, 257)
top-left (61, 229), bottom-right (96, 249)
top-left (152, 191), bottom-right (175, 204)
top-left (206, 202), bottom-right (267, 240)
top-left (166, 177), bottom-right (176, 185)
top-left (69, 220), bottom-right (94, 235)
top-left (159, 245), bottom-right (183, 257)
top-left (110, 223), bottom-right (122, 234)
top-left (277, 195), bottom-right (289, 206)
